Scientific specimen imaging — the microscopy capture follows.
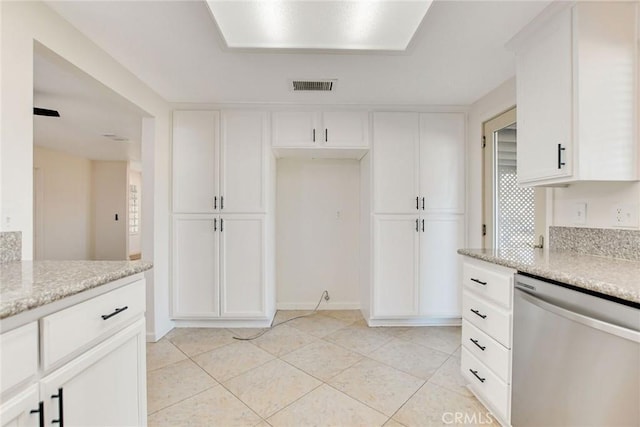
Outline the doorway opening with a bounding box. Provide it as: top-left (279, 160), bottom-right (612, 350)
top-left (483, 107), bottom-right (543, 249)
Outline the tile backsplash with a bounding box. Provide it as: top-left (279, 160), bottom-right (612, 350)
top-left (549, 226), bottom-right (640, 261)
top-left (0, 231), bottom-right (22, 263)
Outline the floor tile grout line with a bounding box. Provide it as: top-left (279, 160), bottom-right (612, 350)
top-left (385, 377), bottom-right (430, 423)
top-left (146, 384), bottom-right (218, 417)
top-left (261, 380), bottom-right (325, 422)
top-left (320, 381), bottom-right (392, 421)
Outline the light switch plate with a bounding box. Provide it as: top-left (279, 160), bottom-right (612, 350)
top-left (572, 202), bottom-right (587, 224)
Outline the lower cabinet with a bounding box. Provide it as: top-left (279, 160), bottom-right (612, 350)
top-left (172, 214), bottom-right (267, 319)
top-left (372, 214), bottom-right (464, 320)
top-left (460, 257), bottom-right (515, 426)
top-left (0, 385), bottom-right (39, 427)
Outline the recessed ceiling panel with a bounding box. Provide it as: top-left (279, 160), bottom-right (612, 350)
top-left (206, 0), bottom-right (433, 51)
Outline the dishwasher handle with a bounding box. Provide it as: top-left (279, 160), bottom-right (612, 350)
top-left (515, 288), bottom-right (640, 343)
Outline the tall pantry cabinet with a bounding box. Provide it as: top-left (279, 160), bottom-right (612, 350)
top-left (368, 112), bottom-right (465, 323)
top-left (171, 110), bottom-right (275, 326)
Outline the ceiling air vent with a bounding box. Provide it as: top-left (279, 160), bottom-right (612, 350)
top-left (291, 80), bottom-right (336, 92)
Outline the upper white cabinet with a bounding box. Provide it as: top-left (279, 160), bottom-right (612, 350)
top-left (173, 110), bottom-right (268, 213)
top-left (272, 111), bottom-right (369, 148)
top-left (373, 112), bottom-right (465, 214)
top-left (512, 1), bottom-right (639, 186)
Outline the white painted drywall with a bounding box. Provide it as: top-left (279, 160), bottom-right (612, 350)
top-left (33, 147), bottom-right (93, 260)
top-left (129, 169), bottom-right (142, 256)
top-left (92, 161), bottom-right (128, 260)
top-left (276, 158), bottom-right (360, 309)
top-left (0, 1), bottom-right (173, 340)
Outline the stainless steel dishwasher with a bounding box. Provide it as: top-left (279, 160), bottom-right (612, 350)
top-left (512, 273), bottom-right (640, 427)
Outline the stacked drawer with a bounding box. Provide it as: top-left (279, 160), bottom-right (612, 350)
top-left (460, 257), bottom-right (516, 425)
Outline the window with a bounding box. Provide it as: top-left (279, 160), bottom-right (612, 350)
top-left (129, 184), bottom-right (139, 234)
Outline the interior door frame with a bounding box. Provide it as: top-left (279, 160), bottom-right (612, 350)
top-left (482, 107), bottom-right (547, 249)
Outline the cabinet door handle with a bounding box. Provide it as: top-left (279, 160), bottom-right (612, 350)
top-left (51, 388), bottom-right (64, 426)
top-left (415, 219), bottom-right (419, 232)
top-left (470, 308), bottom-right (487, 319)
top-left (30, 401), bottom-right (44, 427)
top-left (313, 129), bottom-right (316, 142)
top-left (470, 338), bottom-right (486, 351)
top-left (325, 129), bottom-right (328, 142)
top-left (214, 196), bottom-right (217, 210)
top-left (421, 219), bottom-right (424, 232)
top-left (101, 306), bottom-right (129, 320)
top-left (470, 278), bottom-right (487, 286)
top-left (416, 197), bottom-right (419, 210)
top-left (422, 197), bottom-right (425, 210)
top-left (557, 143), bottom-right (566, 169)
top-left (220, 218), bottom-right (224, 232)
top-left (214, 218), bottom-right (217, 232)
top-left (469, 369), bottom-right (486, 383)
top-left (220, 196), bottom-right (224, 210)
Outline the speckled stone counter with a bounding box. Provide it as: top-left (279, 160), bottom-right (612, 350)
top-left (458, 248), bottom-right (640, 304)
top-left (0, 260), bottom-right (153, 319)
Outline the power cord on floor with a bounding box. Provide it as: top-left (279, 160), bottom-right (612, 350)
top-left (232, 290), bottom-right (330, 341)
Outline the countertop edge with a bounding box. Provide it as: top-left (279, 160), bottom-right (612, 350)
top-left (458, 249), bottom-right (640, 304)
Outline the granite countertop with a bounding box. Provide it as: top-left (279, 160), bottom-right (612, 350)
top-left (458, 248), bottom-right (640, 304)
top-left (0, 260), bottom-right (153, 319)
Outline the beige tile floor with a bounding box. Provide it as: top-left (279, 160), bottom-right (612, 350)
top-left (146, 311), bottom-right (494, 427)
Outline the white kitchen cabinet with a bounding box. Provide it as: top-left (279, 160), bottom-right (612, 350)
top-left (373, 112), bottom-right (465, 214)
top-left (40, 320), bottom-right (146, 427)
top-left (461, 257), bottom-right (516, 426)
top-left (372, 112), bottom-right (420, 214)
top-left (373, 216), bottom-right (420, 317)
top-left (0, 385), bottom-right (39, 427)
top-left (173, 110), bottom-right (268, 213)
top-left (172, 215), bottom-right (267, 319)
top-left (272, 111), bottom-right (369, 148)
top-left (512, 1), bottom-right (639, 186)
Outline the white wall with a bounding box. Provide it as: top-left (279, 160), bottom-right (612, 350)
top-left (33, 147), bottom-right (92, 260)
top-left (0, 1), bottom-right (172, 340)
top-left (276, 158), bottom-right (360, 309)
top-left (129, 169), bottom-right (142, 256)
top-left (552, 182), bottom-right (640, 229)
top-left (92, 161), bottom-right (128, 260)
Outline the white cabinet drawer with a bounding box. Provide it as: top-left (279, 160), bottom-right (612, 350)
top-left (0, 322), bottom-right (38, 394)
top-left (463, 258), bottom-right (514, 308)
top-left (463, 290), bottom-right (511, 348)
top-left (461, 347), bottom-right (510, 423)
top-left (41, 280), bottom-right (145, 370)
top-left (462, 320), bottom-right (510, 383)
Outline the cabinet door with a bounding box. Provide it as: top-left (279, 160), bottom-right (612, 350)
top-left (172, 111), bottom-right (219, 212)
top-left (420, 113), bottom-right (465, 213)
top-left (272, 112), bottom-right (318, 147)
top-left (40, 320), bottom-right (146, 427)
top-left (220, 111), bottom-right (267, 213)
top-left (516, 8), bottom-right (573, 184)
top-left (373, 113), bottom-right (420, 214)
top-left (219, 215), bottom-right (265, 317)
top-left (419, 215), bottom-right (464, 317)
top-left (321, 111), bottom-right (369, 147)
top-left (172, 216), bottom-right (219, 318)
top-left (373, 216), bottom-right (420, 317)
top-left (0, 385), bottom-right (40, 427)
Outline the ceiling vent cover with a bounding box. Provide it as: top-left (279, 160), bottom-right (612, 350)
top-left (291, 80), bottom-right (336, 92)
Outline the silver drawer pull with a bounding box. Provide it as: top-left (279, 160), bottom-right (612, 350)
top-left (101, 306), bottom-right (129, 320)
top-left (469, 369), bottom-right (486, 383)
top-left (470, 338), bottom-right (486, 351)
top-left (471, 278), bottom-right (487, 286)
top-left (470, 308), bottom-right (487, 319)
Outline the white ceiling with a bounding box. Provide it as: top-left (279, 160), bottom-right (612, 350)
top-left (205, 0), bottom-right (433, 51)
top-left (46, 0), bottom-right (551, 106)
top-left (34, 44), bottom-right (147, 161)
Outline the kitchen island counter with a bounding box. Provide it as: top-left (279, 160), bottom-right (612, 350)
top-left (0, 260), bottom-right (152, 323)
top-left (458, 248), bottom-right (640, 305)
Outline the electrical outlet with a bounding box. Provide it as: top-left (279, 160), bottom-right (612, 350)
top-left (572, 203), bottom-right (587, 224)
top-left (612, 204), bottom-right (639, 228)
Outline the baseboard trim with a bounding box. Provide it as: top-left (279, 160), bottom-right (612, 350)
top-left (173, 318), bottom-right (274, 328)
top-left (277, 302), bottom-right (360, 310)
top-left (366, 317), bottom-right (462, 327)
